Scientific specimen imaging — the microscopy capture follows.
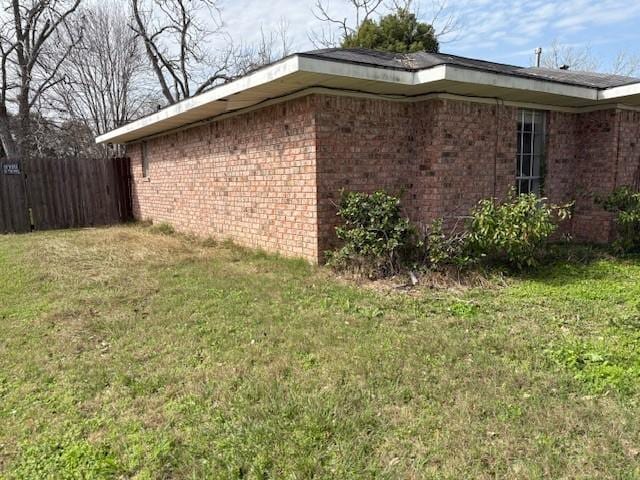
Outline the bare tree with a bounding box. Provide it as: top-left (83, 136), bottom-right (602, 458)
top-left (130, 0), bottom-right (234, 105)
top-left (53, 1), bottom-right (157, 138)
top-left (538, 39), bottom-right (640, 77)
top-left (539, 40), bottom-right (600, 72)
top-left (611, 51), bottom-right (640, 77)
top-left (28, 113), bottom-right (100, 157)
top-left (309, 0), bottom-right (460, 48)
top-left (392, 0), bottom-right (460, 41)
top-left (310, 0), bottom-right (384, 48)
top-left (233, 18), bottom-right (293, 75)
top-left (0, 0), bottom-right (82, 159)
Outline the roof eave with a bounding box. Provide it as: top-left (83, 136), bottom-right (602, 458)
top-left (95, 55), bottom-right (640, 145)
top-left (599, 82), bottom-right (640, 105)
top-left (96, 55), bottom-right (303, 145)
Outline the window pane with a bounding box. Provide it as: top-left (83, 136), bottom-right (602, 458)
top-left (531, 179), bottom-right (541, 195)
top-left (533, 113), bottom-right (545, 134)
top-left (142, 141), bottom-right (149, 178)
top-left (522, 155), bottom-right (531, 177)
top-left (517, 134), bottom-right (522, 154)
top-left (522, 111), bottom-right (533, 132)
top-left (522, 132), bottom-right (532, 154)
top-left (534, 133), bottom-right (545, 156)
top-left (515, 109), bottom-right (546, 196)
top-left (532, 155), bottom-right (542, 177)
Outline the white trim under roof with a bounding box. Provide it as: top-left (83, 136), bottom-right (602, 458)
top-left (124, 88), bottom-right (640, 145)
top-left (441, 65), bottom-right (598, 101)
top-left (96, 54), bottom-right (640, 145)
top-left (97, 55), bottom-right (301, 145)
top-left (599, 82), bottom-right (640, 101)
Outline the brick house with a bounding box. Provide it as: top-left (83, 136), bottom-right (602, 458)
top-left (97, 48), bottom-right (640, 263)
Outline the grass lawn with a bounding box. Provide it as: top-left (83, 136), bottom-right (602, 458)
top-left (1, 225), bottom-right (639, 479)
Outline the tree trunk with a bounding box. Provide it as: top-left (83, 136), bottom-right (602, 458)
top-left (17, 87), bottom-right (30, 161)
top-left (0, 107), bottom-right (18, 158)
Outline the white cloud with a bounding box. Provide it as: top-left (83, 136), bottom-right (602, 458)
top-left (217, 0), bottom-right (640, 65)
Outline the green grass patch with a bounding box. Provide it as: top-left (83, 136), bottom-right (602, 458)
top-left (0, 226), bottom-right (639, 479)
top-left (10, 428), bottom-right (119, 480)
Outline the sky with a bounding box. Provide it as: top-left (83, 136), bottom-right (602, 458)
top-left (222, 0), bottom-right (640, 71)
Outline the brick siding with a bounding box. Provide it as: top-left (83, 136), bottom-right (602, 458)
top-left (129, 96), bottom-right (318, 260)
top-left (128, 92), bottom-right (640, 263)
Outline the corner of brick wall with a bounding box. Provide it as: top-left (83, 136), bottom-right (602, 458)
top-left (313, 95), bottom-right (521, 255)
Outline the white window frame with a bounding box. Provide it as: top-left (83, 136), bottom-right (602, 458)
top-left (516, 109), bottom-right (546, 195)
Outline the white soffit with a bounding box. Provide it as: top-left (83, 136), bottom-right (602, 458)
top-left (96, 55), bottom-right (640, 144)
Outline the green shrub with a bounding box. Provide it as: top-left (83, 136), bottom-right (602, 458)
top-left (466, 191), bottom-right (572, 269)
top-left (423, 218), bottom-right (470, 270)
top-left (328, 189), bottom-right (572, 276)
top-left (326, 190), bottom-right (416, 277)
top-left (601, 186), bottom-right (640, 253)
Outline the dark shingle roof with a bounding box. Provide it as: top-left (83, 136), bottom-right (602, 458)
top-left (299, 48), bottom-right (640, 89)
top-left (516, 67), bottom-right (639, 89)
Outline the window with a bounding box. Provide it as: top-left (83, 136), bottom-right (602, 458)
top-left (142, 141), bottom-right (149, 178)
top-left (516, 109), bottom-right (546, 195)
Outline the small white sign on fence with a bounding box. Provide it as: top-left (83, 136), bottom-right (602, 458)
top-left (1, 162), bottom-right (20, 175)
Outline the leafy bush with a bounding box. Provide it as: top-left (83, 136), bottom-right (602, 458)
top-left (466, 191), bottom-right (572, 269)
top-left (328, 189), bottom-right (572, 276)
top-left (423, 218), bottom-right (470, 270)
top-left (326, 190), bottom-right (416, 277)
top-left (601, 186), bottom-right (640, 253)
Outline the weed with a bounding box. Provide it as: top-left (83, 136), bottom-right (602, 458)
top-left (149, 222), bottom-right (176, 235)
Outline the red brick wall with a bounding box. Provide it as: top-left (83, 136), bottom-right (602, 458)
top-left (546, 109), bottom-right (640, 243)
top-left (546, 111), bottom-right (579, 238)
top-left (314, 97), bottom-right (519, 255)
top-left (314, 95), bottom-right (420, 256)
top-left (128, 96), bottom-right (318, 260)
top-left (615, 110), bottom-right (640, 189)
top-left (546, 111), bottom-right (578, 204)
top-left (572, 110), bottom-right (620, 242)
top-left (416, 100), bottom-right (517, 229)
top-left (127, 92), bottom-right (640, 262)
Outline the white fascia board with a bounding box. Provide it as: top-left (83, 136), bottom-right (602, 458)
top-left (598, 82), bottom-right (640, 101)
top-left (296, 55), bottom-right (416, 84)
top-left (98, 54), bottom-right (625, 145)
top-left (96, 55), bottom-right (302, 144)
top-left (97, 56), bottom-right (419, 144)
top-left (442, 65), bottom-right (599, 100)
top-left (413, 65), bottom-right (447, 84)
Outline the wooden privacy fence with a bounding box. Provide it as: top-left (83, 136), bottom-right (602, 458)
top-left (0, 157), bottom-right (132, 234)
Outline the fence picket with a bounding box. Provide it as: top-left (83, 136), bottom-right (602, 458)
top-left (0, 157), bottom-right (132, 233)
